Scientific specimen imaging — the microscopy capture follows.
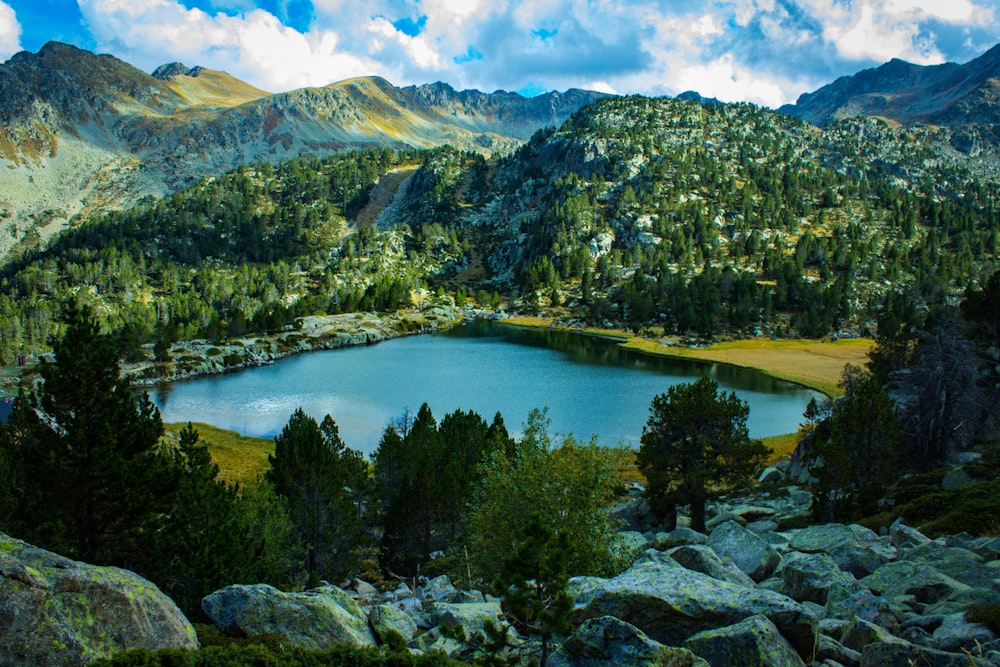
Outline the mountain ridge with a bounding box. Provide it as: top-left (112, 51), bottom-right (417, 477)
top-left (779, 43), bottom-right (1000, 127)
top-left (0, 41), bottom-right (604, 258)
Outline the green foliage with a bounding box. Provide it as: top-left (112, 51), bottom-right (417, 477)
top-left (637, 377), bottom-right (769, 532)
top-left (497, 512), bottom-right (574, 667)
top-left (466, 408), bottom-right (626, 585)
top-left (813, 366), bottom-right (900, 521)
top-left (267, 409), bottom-right (367, 586)
top-left (1, 303), bottom-right (172, 563)
top-left (897, 479), bottom-right (1000, 536)
top-left (373, 404), bottom-right (509, 576)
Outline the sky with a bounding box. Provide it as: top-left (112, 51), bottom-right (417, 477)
top-left (0, 0), bottom-right (998, 108)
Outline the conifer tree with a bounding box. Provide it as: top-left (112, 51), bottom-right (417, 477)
top-left (638, 377), bottom-right (769, 532)
top-left (3, 303), bottom-right (171, 564)
top-left (267, 408), bottom-right (365, 586)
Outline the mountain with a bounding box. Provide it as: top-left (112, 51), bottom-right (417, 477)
top-left (779, 44), bottom-right (1000, 127)
top-left (0, 42), bottom-right (603, 258)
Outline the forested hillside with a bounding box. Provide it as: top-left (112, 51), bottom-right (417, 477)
top-left (0, 95), bottom-right (997, 364)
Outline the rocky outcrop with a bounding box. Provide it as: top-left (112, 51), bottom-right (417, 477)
top-left (201, 583), bottom-right (376, 649)
top-left (682, 614), bottom-right (806, 667)
top-left (550, 615), bottom-right (708, 667)
top-left (0, 532), bottom-right (198, 667)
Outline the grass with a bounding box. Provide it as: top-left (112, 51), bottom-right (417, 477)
top-left (163, 422), bottom-right (273, 485)
top-left (762, 430), bottom-right (805, 464)
top-left (502, 317), bottom-right (871, 397)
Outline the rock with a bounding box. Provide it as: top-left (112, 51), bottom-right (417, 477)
top-left (550, 615), bottom-right (709, 667)
top-left (421, 574), bottom-right (458, 602)
top-left (745, 519), bottom-right (779, 535)
top-left (827, 542), bottom-right (895, 578)
top-left (201, 583), bottom-right (375, 649)
top-left (839, 618), bottom-right (898, 652)
top-left (824, 584), bottom-right (896, 628)
top-left (616, 531), bottom-right (651, 561)
top-left (789, 524), bottom-right (877, 554)
top-left (579, 556), bottom-right (818, 660)
top-left (610, 497), bottom-right (657, 533)
top-left (941, 466), bottom-right (975, 490)
top-left (860, 640), bottom-right (978, 667)
top-left (430, 600), bottom-right (506, 641)
top-left (930, 612), bottom-right (996, 652)
top-left (817, 634), bottom-right (862, 667)
top-left (367, 604), bottom-right (418, 645)
top-left (780, 552), bottom-right (859, 605)
top-left (352, 578), bottom-right (378, 597)
top-left (408, 627), bottom-right (466, 657)
top-left (861, 561), bottom-right (970, 605)
top-left (909, 544), bottom-right (998, 590)
top-left (706, 509), bottom-right (744, 530)
top-left (655, 527), bottom-right (708, 550)
top-left (683, 614), bottom-right (806, 667)
top-left (667, 544), bottom-right (756, 587)
top-left (0, 533), bottom-right (198, 667)
top-left (567, 576), bottom-right (609, 608)
top-left (758, 467), bottom-right (784, 484)
top-left (707, 520), bottom-right (781, 582)
top-left (889, 519), bottom-right (932, 550)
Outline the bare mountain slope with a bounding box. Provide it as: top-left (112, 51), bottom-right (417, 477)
top-left (779, 43), bottom-right (1000, 127)
top-left (0, 42), bottom-right (603, 258)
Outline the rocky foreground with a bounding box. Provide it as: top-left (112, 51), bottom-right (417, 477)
top-left (2, 479), bottom-right (999, 666)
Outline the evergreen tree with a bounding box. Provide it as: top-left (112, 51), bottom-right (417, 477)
top-left (267, 408), bottom-right (365, 586)
top-left (814, 367), bottom-right (900, 520)
top-left (498, 513), bottom-right (574, 667)
top-left (2, 303), bottom-right (172, 564)
top-left (638, 377), bottom-right (769, 532)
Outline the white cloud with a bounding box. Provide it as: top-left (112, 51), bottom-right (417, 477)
top-left (68, 0), bottom-right (1000, 106)
top-left (673, 55), bottom-right (788, 107)
top-left (0, 1), bottom-right (22, 61)
top-left (78, 0), bottom-right (391, 90)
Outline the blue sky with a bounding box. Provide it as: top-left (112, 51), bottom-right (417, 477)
top-left (1, 0), bottom-right (998, 107)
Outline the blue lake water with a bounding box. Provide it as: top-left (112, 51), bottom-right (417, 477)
top-left (149, 321), bottom-right (821, 454)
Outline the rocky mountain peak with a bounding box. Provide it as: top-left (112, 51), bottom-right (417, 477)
top-left (152, 62), bottom-right (194, 79)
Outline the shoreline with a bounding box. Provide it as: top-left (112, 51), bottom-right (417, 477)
top-left (499, 316), bottom-right (872, 398)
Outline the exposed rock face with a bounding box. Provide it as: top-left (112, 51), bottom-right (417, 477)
top-left (578, 550), bottom-right (819, 660)
top-left (550, 615), bottom-right (709, 667)
top-left (0, 532), bottom-right (198, 667)
top-left (707, 520), bottom-right (781, 582)
top-left (682, 614), bottom-right (806, 667)
top-left (779, 43), bottom-right (1000, 127)
top-left (0, 41), bottom-right (604, 258)
top-left (201, 583), bottom-right (376, 649)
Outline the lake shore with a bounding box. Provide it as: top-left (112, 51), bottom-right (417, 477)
top-left (501, 316), bottom-right (872, 398)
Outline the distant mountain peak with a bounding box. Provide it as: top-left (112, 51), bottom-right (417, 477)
top-left (780, 44), bottom-right (999, 126)
top-left (152, 62), bottom-right (192, 79)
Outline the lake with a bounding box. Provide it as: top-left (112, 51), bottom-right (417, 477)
top-left (149, 320), bottom-right (821, 454)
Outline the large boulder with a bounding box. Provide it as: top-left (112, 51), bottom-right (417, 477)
top-left (550, 615), bottom-right (708, 667)
top-left (579, 555), bottom-right (818, 660)
top-left (429, 600), bottom-right (506, 641)
top-left (0, 532), bottom-right (198, 667)
top-left (707, 520), bottom-right (781, 582)
top-left (683, 614), bottom-right (806, 667)
top-left (201, 583), bottom-right (376, 649)
top-left (789, 523), bottom-right (878, 554)
top-left (367, 604), bottom-right (419, 645)
top-left (667, 544), bottom-right (756, 587)
top-left (860, 561), bottom-right (970, 605)
top-left (779, 551), bottom-right (859, 604)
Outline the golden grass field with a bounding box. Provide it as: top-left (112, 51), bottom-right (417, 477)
top-left (504, 316), bottom-right (872, 398)
top-left (163, 421), bottom-right (273, 485)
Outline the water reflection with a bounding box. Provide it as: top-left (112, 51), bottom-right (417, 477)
top-left (150, 320), bottom-right (821, 454)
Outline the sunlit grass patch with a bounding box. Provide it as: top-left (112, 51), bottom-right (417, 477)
top-left (163, 422), bottom-right (273, 485)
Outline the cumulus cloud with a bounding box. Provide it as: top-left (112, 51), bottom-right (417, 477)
top-left (0, 1), bottom-right (22, 61)
top-left (70, 0), bottom-right (1000, 106)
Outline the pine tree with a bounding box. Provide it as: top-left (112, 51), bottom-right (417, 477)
top-left (267, 408), bottom-right (364, 586)
top-left (3, 303), bottom-right (171, 564)
top-left (638, 377), bottom-right (770, 532)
